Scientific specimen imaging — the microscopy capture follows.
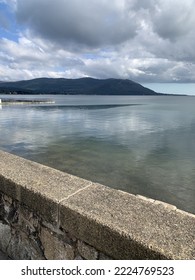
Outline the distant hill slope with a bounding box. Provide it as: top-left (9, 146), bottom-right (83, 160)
top-left (0, 77), bottom-right (159, 95)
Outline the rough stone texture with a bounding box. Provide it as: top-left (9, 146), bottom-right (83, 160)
top-left (0, 150), bottom-right (195, 260)
top-left (40, 227), bottom-right (74, 260)
top-left (77, 240), bottom-right (98, 260)
top-left (0, 196), bottom-right (45, 259)
top-left (6, 230), bottom-right (45, 260)
top-left (19, 206), bottom-right (40, 236)
top-left (99, 252), bottom-right (113, 260)
top-left (0, 222), bottom-right (12, 254)
top-left (0, 250), bottom-right (10, 260)
top-left (0, 192), bottom-right (111, 260)
top-left (74, 255), bottom-right (84, 260)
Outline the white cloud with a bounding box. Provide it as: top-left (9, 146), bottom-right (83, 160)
top-left (0, 0), bottom-right (16, 8)
top-left (0, 0), bottom-right (195, 83)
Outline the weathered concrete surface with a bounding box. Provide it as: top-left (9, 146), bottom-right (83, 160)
top-left (0, 150), bottom-right (92, 224)
top-left (60, 184), bottom-right (195, 259)
top-left (0, 150), bottom-right (195, 260)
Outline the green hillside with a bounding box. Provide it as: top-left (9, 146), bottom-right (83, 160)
top-left (0, 77), bottom-right (159, 95)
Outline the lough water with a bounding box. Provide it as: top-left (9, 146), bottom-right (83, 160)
top-left (0, 94), bottom-right (195, 214)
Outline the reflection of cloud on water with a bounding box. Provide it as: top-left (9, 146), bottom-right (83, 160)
top-left (1, 103), bottom-right (195, 156)
top-left (0, 104), bottom-right (191, 145)
top-left (1, 102), bottom-right (195, 213)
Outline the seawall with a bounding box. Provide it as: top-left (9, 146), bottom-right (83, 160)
top-left (0, 150), bottom-right (194, 260)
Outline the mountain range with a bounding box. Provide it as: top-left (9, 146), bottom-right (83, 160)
top-left (0, 77), bottom-right (159, 95)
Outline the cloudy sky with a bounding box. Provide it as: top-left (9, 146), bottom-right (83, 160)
top-left (0, 0), bottom-right (195, 94)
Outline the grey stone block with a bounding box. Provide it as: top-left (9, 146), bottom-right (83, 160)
top-left (77, 240), bottom-right (98, 260)
top-left (0, 222), bottom-right (11, 254)
top-left (40, 227), bottom-right (75, 259)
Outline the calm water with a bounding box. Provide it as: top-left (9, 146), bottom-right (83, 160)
top-left (0, 94), bottom-right (195, 214)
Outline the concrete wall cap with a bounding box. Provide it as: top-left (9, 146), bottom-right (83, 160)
top-left (0, 150), bottom-right (195, 259)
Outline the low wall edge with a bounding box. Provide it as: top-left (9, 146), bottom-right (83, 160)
top-left (0, 150), bottom-right (194, 260)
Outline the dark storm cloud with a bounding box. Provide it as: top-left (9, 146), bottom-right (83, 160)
top-left (152, 0), bottom-right (195, 41)
top-left (16, 0), bottom-right (138, 48)
top-left (14, 0), bottom-right (195, 61)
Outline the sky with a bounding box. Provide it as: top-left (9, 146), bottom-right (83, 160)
top-left (0, 0), bottom-right (195, 94)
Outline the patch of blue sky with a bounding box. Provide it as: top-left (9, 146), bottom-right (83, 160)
top-left (0, 26), bottom-right (18, 41)
top-left (142, 83), bottom-right (195, 96)
top-left (0, 2), bottom-right (19, 42)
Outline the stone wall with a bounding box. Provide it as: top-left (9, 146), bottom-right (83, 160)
top-left (0, 150), bottom-right (194, 260)
top-left (0, 193), bottom-right (110, 260)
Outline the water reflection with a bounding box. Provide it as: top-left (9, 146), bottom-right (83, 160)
top-left (0, 95), bottom-right (195, 214)
top-left (34, 104), bottom-right (140, 110)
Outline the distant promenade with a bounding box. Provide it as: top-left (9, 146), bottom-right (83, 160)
top-left (0, 98), bottom-right (55, 105)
